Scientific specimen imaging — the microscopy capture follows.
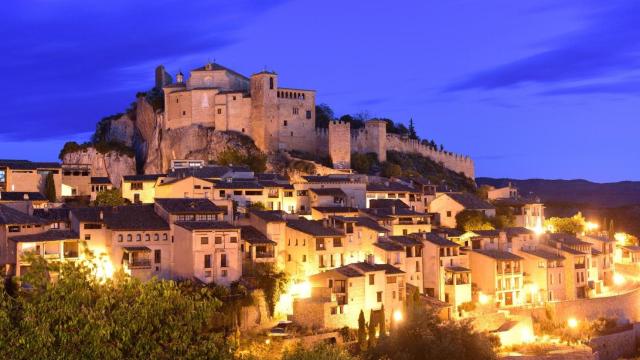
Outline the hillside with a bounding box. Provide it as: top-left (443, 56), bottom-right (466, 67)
top-left (477, 177), bottom-right (640, 236)
top-left (477, 178), bottom-right (640, 208)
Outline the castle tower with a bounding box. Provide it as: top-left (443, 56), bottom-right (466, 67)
top-left (365, 119), bottom-right (387, 162)
top-left (250, 71), bottom-right (279, 152)
top-left (155, 65), bottom-right (173, 89)
top-left (329, 121), bottom-right (351, 169)
top-left (176, 71), bottom-right (184, 84)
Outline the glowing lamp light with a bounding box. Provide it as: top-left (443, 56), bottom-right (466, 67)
top-left (613, 273), bottom-right (626, 286)
top-left (265, 338), bottom-right (271, 345)
top-left (478, 293), bottom-right (489, 305)
top-left (521, 328), bottom-right (535, 343)
top-left (529, 284), bottom-right (539, 294)
top-left (290, 280), bottom-right (311, 299)
top-left (567, 318), bottom-right (578, 329)
top-left (615, 232), bottom-right (629, 244)
top-left (393, 309), bottom-right (403, 322)
top-left (585, 222), bottom-right (599, 232)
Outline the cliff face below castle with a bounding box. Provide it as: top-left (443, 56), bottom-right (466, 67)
top-left (62, 148), bottom-right (136, 186)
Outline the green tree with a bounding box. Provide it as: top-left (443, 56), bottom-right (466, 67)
top-left (282, 343), bottom-right (355, 360)
top-left (358, 310), bottom-right (367, 351)
top-left (44, 172), bottom-right (57, 202)
top-left (455, 210), bottom-right (495, 231)
top-left (315, 104), bottom-right (335, 129)
top-left (408, 118), bottom-right (418, 140)
top-left (368, 310), bottom-right (377, 349)
top-left (217, 148), bottom-right (267, 173)
top-left (544, 212), bottom-right (586, 234)
top-left (0, 256), bottom-right (234, 359)
top-left (366, 307), bottom-right (499, 360)
top-left (94, 188), bottom-right (125, 206)
top-left (381, 162), bottom-right (402, 178)
top-left (492, 206), bottom-right (515, 229)
top-left (351, 153), bottom-right (372, 174)
top-left (379, 304), bottom-right (386, 337)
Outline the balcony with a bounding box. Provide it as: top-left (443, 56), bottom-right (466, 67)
top-left (125, 259), bottom-right (151, 269)
top-left (256, 251), bottom-right (275, 259)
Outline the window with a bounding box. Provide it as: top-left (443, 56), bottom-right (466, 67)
top-left (215, 236), bottom-right (222, 244)
top-left (201, 237), bottom-right (209, 245)
top-left (302, 255), bottom-right (307, 262)
top-left (204, 254), bottom-right (212, 269)
top-left (118, 235), bottom-right (123, 242)
top-left (230, 236), bottom-right (238, 243)
top-left (377, 291), bottom-right (383, 302)
top-left (145, 234), bottom-right (150, 241)
top-left (220, 253), bottom-right (228, 267)
top-left (219, 190), bottom-right (226, 197)
top-left (306, 110), bottom-right (312, 119)
top-left (232, 96), bottom-right (236, 100)
top-left (283, 120), bottom-right (288, 127)
top-left (221, 269), bottom-right (228, 277)
top-left (84, 223), bottom-right (101, 230)
top-left (127, 234), bottom-right (132, 242)
top-left (154, 234), bottom-right (159, 241)
top-left (131, 182), bottom-right (143, 190)
top-left (369, 274), bottom-right (375, 285)
top-left (182, 111), bottom-right (186, 116)
top-left (154, 250), bottom-right (161, 264)
top-left (136, 234), bottom-right (141, 242)
top-left (446, 211), bottom-right (452, 217)
top-left (287, 254), bottom-right (292, 262)
top-left (269, 77), bottom-right (274, 89)
top-left (217, 108), bottom-right (222, 115)
top-left (84, 234), bottom-right (91, 241)
top-left (293, 107), bottom-right (299, 115)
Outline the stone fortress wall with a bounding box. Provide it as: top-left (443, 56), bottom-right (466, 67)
top-left (320, 119), bottom-right (475, 178)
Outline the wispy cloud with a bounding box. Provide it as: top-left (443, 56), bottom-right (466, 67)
top-left (0, 0), bottom-right (287, 140)
top-left (444, 1), bottom-right (640, 93)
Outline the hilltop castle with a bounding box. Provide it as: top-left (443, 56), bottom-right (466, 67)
top-left (159, 63), bottom-right (475, 178)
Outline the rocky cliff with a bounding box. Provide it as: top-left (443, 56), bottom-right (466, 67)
top-left (62, 148), bottom-right (136, 187)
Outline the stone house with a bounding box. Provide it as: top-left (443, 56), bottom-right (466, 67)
top-left (429, 192), bottom-right (495, 228)
top-left (121, 174), bottom-right (166, 204)
top-left (469, 249), bottom-right (525, 307)
top-left (293, 258), bottom-right (405, 329)
top-left (0, 160), bottom-right (61, 200)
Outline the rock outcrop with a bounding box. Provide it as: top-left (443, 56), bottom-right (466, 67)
top-left (104, 113), bottom-right (136, 147)
top-left (62, 148), bottom-right (136, 187)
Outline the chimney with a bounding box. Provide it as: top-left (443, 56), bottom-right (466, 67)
top-left (23, 193), bottom-right (29, 200)
top-left (99, 211), bottom-right (104, 221)
top-left (366, 254), bottom-right (375, 265)
top-left (391, 206), bottom-right (396, 215)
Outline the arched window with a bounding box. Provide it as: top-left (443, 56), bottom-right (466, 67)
top-left (118, 235), bottom-right (123, 242)
top-left (269, 77), bottom-right (274, 90)
top-left (145, 234), bottom-right (151, 241)
top-left (163, 234), bottom-right (168, 241)
top-left (136, 234), bottom-right (141, 241)
top-left (127, 234), bottom-right (132, 242)
top-left (154, 234), bottom-right (160, 241)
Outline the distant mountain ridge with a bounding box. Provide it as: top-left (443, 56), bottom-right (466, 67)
top-left (476, 178), bottom-right (640, 208)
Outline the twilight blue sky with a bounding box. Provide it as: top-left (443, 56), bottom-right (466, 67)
top-left (1, 0), bottom-right (639, 182)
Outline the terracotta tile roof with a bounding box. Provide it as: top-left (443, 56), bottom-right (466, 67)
top-left (474, 249), bottom-right (523, 261)
top-left (123, 174), bottom-right (166, 181)
top-left (0, 204), bottom-right (47, 225)
top-left (420, 233), bottom-right (459, 247)
top-left (309, 188), bottom-right (346, 197)
top-left (286, 219), bottom-right (343, 237)
top-left (155, 198), bottom-right (226, 214)
top-left (446, 193), bottom-right (495, 210)
top-left (240, 226), bottom-right (275, 245)
top-left (0, 192), bottom-right (47, 201)
top-left (90, 177), bottom-right (111, 184)
top-left (249, 210), bottom-right (286, 223)
top-left (11, 229), bottom-right (78, 243)
top-left (368, 199), bottom-right (409, 209)
top-left (520, 248), bottom-right (565, 260)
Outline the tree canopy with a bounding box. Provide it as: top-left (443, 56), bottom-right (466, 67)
top-left (365, 307), bottom-right (498, 360)
top-left (544, 212), bottom-right (586, 234)
top-left (94, 188), bottom-right (126, 206)
top-left (456, 210), bottom-right (495, 232)
top-left (0, 256), bottom-right (233, 359)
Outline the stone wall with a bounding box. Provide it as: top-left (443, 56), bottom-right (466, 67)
top-left (511, 287), bottom-right (640, 324)
top-left (589, 324), bottom-right (639, 360)
top-left (328, 121), bottom-right (351, 169)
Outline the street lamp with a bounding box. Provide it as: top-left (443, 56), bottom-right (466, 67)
top-left (478, 293), bottom-right (489, 305)
top-left (393, 309), bottom-right (403, 322)
top-left (567, 317), bottom-right (578, 329)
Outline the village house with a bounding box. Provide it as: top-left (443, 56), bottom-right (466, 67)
top-left (239, 225), bottom-right (277, 272)
top-left (330, 215), bottom-right (389, 265)
top-left (365, 182), bottom-right (424, 212)
top-left (238, 209), bottom-right (287, 269)
top-left (292, 257), bottom-right (405, 329)
top-left (173, 221), bottom-right (242, 286)
top-left (360, 206), bottom-right (432, 236)
top-left (311, 206), bottom-right (359, 220)
top-left (579, 234), bottom-right (615, 286)
top-left (469, 249), bottom-right (525, 307)
top-left (417, 232), bottom-right (471, 315)
top-left (543, 233), bottom-right (598, 300)
top-left (295, 175), bottom-right (367, 213)
top-left (429, 192), bottom-right (495, 228)
top-left (0, 160), bottom-right (62, 200)
top-left (121, 174), bottom-right (166, 204)
top-left (0, 192), bottom-right (49, 209)
top-left (90, 177), bottom-right (113, 201)
top-left (284, 218), bottom-right (346, 280)
top-left (0, 204), bottom-right (48, 273)
top-left (515, 246), bottom-right (566, 302)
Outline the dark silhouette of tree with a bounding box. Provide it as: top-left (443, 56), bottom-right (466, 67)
top-left (408, 118), bottom-right (418, 139)
top-left (44, 173), bottom-right (56, 202)
top-left (358, 310), bottom-right (367, 351)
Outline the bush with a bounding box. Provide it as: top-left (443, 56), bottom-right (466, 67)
top-left (217, 148), bottom-right (267, 173)
top-left (381, 162), bottom-right (402, 178)
top-left (282, 344), bottom-right (355, 360)
top-left (59, 140), bottom-right (135, 160)
top-left (94, 188), bottom-right (125, 206)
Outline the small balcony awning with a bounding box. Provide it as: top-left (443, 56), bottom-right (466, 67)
top-left (445, 265), bottom-right (471, 273)
top-left (122, 246), bottom-right (151, 253)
